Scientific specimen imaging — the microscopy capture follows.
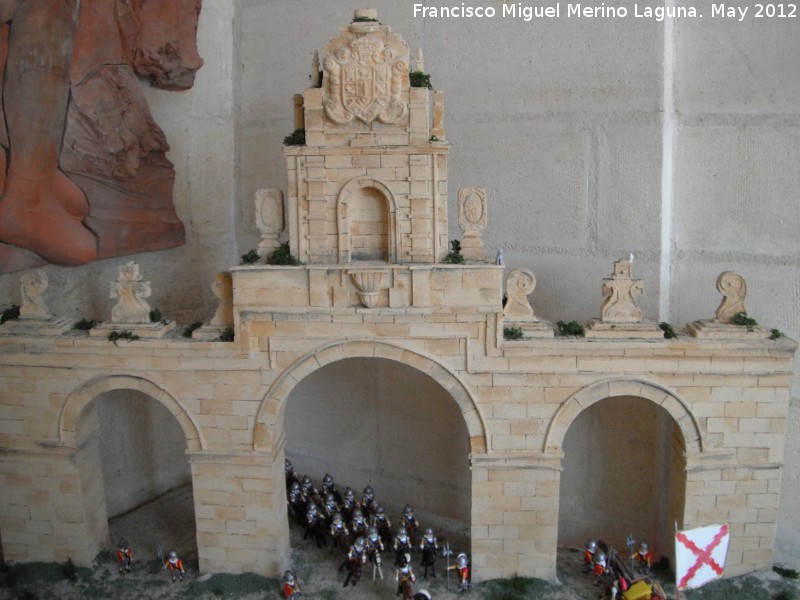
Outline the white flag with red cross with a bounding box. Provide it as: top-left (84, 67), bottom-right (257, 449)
top-left (675, 523), bottom-right (730, 590)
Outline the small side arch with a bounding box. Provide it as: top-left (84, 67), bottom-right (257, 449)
top-left (60, 374), bottom-right (204, 451)
top-left (253, 339), bottom-right (488, 454)
top-left (337, 177), bottom-right (398, 263)
top-left (543, 378), bottom-right (703, 455)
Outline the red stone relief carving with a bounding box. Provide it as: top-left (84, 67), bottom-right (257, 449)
top-left (0, 0), bottom-right (203, 272)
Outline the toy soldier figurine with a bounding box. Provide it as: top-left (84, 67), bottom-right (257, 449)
top-left (322, 493), bottom-right (339, 525)
top-left (395, 553), bottom-right (416, 599)
top-left (341, 487), bottom-right (357, 523)
top-left (304, 501), bottom-right (327, 548)
top-left (115, 539), bottom-right (133, 574)
top-left (163, 550), bottom-right (185, 583)
top-left (285, 459), bottom-right (299, 492)
top-left (350, 508), bottom-right (369, 540)
top-left (366, 526), bottom-right (385, 581)
top-left (448, 553), bottom-right (470, 591)
top-left (400, 504), bottom-right (420, 546)
top-left (632, 541), bottom-right (652, 573)
top-left (329, 512), bottom-right (350, 555)
top-left (300, 475), bottom-right (318, 505)
top-left (583, 539), bottom-right (597, 572)
top-left (374, 504), bottom-right (393, 547)
top-left (282, 569), bottom-right (302, 598)
top-left (394, 527), bottom-right (413, 566)
top-left (321, 473), bottom-right (342, 504)
top-left (419, 528), bottom-right (439, 578)
top-left (361, 485), bottom-right (376, 521)
top-left (343, 536), bottom-right (368, 587)
top-left (593, 551), bottom-right (608, 586)
top-left (287, 481), bottom-right (304, 526)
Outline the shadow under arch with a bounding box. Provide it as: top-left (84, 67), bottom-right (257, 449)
top-left (253, 339), bottom-right (488, 454)
top-left (543, 377), bottom-right (704, 455)
top-left (60, 374), bottom-right (204, 451)
top-left (336, 177), bottom-right (398, 263)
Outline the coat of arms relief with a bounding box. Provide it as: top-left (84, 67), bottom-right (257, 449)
top-left (323, 33), bottom-right (409, 125)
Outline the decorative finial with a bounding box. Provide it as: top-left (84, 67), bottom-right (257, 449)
top-left (310, 50), bottom-right (320, 88)
top-left (416, 48), bottom-right (425, 73)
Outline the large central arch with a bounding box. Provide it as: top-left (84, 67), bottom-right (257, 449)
top-left (253, 339), bottom-right (488, 454)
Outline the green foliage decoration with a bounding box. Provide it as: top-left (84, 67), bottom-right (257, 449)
top-left (659, 321), bottom-right (678, 339)
top-left (504, 326), bottom-right (524, 340)
top-left (442, 239), bottom-right (465, 264)
top-left (557, 320), bottom-right (585, 336)
top-left (410, 70), bottom-right (432, 89)
top-left (108, 330), bottom-right (140, 345)
top-left (283, 128), bottom-right (306, 146)
top-left (240, 249), bottom-right (260, 265)
top-left (73, 318), bottom-right (97, 331)
top-left (267, 242), bottom-right (302, 266)
top-left (0, 304), bottom-right (20, 324)
top-left (182, 321), bottom-right (202, 338)
top-left (731, 311), bottom-right (758, 330)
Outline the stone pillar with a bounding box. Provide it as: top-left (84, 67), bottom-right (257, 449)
top-left (189, 449), bottom-right (289, 576)
top-left (471, 454), bottom-right (561, 583)
top-left (0, 442), bottom-right (107, 566)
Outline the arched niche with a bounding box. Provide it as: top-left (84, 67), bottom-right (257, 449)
top-left (337, 177), bottom-right (398, 263)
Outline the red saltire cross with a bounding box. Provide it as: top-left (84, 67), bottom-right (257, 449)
top-left (676, 523), bottom-right (729, 589)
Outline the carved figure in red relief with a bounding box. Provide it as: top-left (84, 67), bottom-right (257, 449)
top-left (0, 0), bottom-right (96, 267)
top-left (0, 0), bottom-right (203, 272)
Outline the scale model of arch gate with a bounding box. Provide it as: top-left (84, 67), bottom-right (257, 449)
top-left (0, 8), bottom-right (796, 585)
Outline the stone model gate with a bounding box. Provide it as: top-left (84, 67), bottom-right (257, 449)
top-left (0, 9), bottom-right (796, 584)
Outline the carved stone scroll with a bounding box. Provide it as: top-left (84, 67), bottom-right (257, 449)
top-left (503, 269), bottom-right (536, 319)
top-left (714, 271), bottom-right (747, 323)
top-left (210, 272), bottom-right (234, 328)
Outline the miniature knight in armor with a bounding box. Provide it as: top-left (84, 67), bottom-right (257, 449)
top-left (287, 481), bottom-right (304, 526)
top-left (401, 504), bottom-right (420, 546)
top-left (285, 459), bottom-right (298, 492)
top-left (350, 508), bottom-right (369, 540)
top-left (366, 525), bottom-right (385, 580)
top-left (163, 550), bottom-right (185, 583)
top-left (330, 512), bottom-right (350, 555)
top-left (304, 502), bottom-right (327, 548)
top-left (343, 536), bottom-right (368, 587)
top-left (115, 538), bottom-right (133, 574)
top-left (396, 553), bottom-right (417, 599)
top-left (583, 539), bottom-right (597, 572)
top-left (321, 473), bottom-right (342, 504)
top-left (361, 485), bottom-right (376, 521)
top-left (394, 527), bottom-right (413, 566)
top-left (374, 503), bottom-right (393, 547)
top-left (593, 551), bottom-right (608, 586)
top-left (300, 475), bottom-right (318, 505)
top-left (419, 527), bottom-right (439, 578)
top-left (632, 541), bottom-right (652, 573)
top-left (449, 553), bottom-right (470, 591)
top-left (282, 569), bottom-right (302, 598)
top-left (341, 487), bottom-right (357, 523)
top-left (322, 493), bottom-right (339, 524)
